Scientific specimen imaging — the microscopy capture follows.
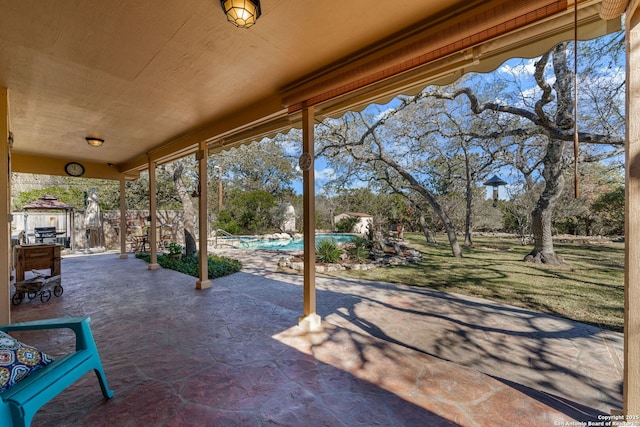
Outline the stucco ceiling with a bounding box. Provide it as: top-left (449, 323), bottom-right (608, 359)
top-left (0, 0), bottom-right (618, 178)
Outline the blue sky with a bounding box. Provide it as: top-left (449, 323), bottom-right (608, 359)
top-left (289, 156), bottom-right (334, 195)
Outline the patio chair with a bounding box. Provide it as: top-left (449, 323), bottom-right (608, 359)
top-left (158, 224), bottom-right (172, 250)
top-left (129, 225), bottom-right (147, 252)
top-left (0, 316), bottom-right (114, 427)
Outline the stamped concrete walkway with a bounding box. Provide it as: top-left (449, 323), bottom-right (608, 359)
top-left (216, 249), bottom-right (623, 414)
top-left (8, 249), bottom-right (623, 426)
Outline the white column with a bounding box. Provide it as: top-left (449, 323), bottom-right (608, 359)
top-left (0, 87), bottom-right (9, 324)
top-left (147, 158), bottom-right (159, 270)
top-left (196, 141), bottom-right (211, 289)
top-left (299, 106), bottom-right (321, 331)
top-left (119, 177), bottom-right (128, 259)
top-left (625, 2), bottom-right (640, 415)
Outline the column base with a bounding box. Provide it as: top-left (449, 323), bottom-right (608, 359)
top-left (119, 253), bottom-right (129, 259)
top-left (148, 263), bottom-right (161, 270)
top-left (196, 279), bottom-right (212, 289)
top-left (298, 313), bottom-right (323, 332)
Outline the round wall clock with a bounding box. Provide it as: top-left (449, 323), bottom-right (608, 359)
top-left (64, 162), bottom-right (85, 177)
top-left (298, 153), bottom-right (313, 171)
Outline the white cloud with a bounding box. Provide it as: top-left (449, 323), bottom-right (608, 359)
top-left (314, 167), bottom-right (336, 181)
top-left (498, 58), bottom-right (538, 77)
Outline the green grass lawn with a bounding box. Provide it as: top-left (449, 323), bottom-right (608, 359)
top-left (326, 233), bottom-right (624, 332)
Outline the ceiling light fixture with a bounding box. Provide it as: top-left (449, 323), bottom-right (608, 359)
top-left (85, 137), bottom-right (104, 147)
top-left (220, 0), bottom-right (261, 28)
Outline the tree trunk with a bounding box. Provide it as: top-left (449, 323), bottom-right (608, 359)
top-left (433, 203), bottom-right (462, 257)
top-left (419, 214), bottom-right (436, 244)
top-left (525, 139), bottom-right (565, 264)
top-left (524, 43), bottom-right (575, 265)
top-left (412, 191), bottom-right (461, 257)
top-left (585, 216), bottom-right (593, 236)
top-left (165, 160), bottom-right (198, 256)
top-left (184, 229), bottom-right (197, 256)
top-left (464, 174), bottom-right (473, 247)
top-left (383, 154), bottom-right (462, 257)
top-left (463, 144), bottom-right (474, 247)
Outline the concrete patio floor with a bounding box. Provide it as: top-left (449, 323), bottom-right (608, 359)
top-left (8, 249), bottom-right (623, 426)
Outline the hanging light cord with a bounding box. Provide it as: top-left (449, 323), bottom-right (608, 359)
top-left (573, 0), bottom-right (580, 198)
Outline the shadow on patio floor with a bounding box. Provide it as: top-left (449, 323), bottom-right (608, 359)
top-left (8, 251), bottom-right (621, 426)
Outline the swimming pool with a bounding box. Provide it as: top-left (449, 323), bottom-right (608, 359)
top-left (219, 233), bottom-right (358, 251)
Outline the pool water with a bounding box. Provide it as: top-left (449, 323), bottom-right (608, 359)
top-left (222, 233), bottom-right (358, 251)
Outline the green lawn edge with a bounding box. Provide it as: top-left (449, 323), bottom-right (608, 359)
top-left (325, 233), bottom-right (624, 332)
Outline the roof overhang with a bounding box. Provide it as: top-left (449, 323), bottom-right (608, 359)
top-left (1, 0), bottom-right (621, 179)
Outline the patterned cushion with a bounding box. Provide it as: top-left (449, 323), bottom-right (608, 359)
top-left (0, 330), bottom-right (54, 393)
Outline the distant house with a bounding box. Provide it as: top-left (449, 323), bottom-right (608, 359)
top-left (333, 212), bottom-right (373, 234)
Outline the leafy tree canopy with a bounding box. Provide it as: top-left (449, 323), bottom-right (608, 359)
top-left (12, 187), bottom-right (85, 211)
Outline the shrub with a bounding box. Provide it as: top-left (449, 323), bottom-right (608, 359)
top-left (166, 242), bottom-right (182, 255)
top-left (135, 253), bottom-right (242, 279)
top-left (207, 255), bottom-right (243, 278)
top-left (336, 216), bottom-right (360, 233)
top-left (214, 210), bottom-right (242, 235)
top-left (348, 235), bottom-right (371, 262)
top-left (350, 235), bottom-right (370, 249)
top-left (349, 247), bottom-right (370, 262)
top-left (316, 239), bottom-right (343, 263)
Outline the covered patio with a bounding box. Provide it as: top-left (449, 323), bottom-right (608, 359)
top-left (1, 0), bottom-right (640, 418)
top-left (8, 251), bottom-right (621, 425)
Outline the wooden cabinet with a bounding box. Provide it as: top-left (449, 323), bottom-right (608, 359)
top-left (15, 244), bottom-right (61, 282)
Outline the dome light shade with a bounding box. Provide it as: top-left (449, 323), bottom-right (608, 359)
top-left (220, 0), bottom-right (261, 28)
top-left (86, 137), bottom-right (104, 147)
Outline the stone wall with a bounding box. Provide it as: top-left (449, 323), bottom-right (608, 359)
top-left (14, 210), bottom-right (186, 250)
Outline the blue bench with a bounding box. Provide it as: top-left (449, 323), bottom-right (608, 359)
top-left (0, 316), bottom-right (113, 427)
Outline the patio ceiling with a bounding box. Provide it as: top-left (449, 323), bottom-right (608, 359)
top-left (0, 0), bottom-right (619, 179)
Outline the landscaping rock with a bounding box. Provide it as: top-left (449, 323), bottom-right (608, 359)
top-left (275, 241), bottom-right (421, 273)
